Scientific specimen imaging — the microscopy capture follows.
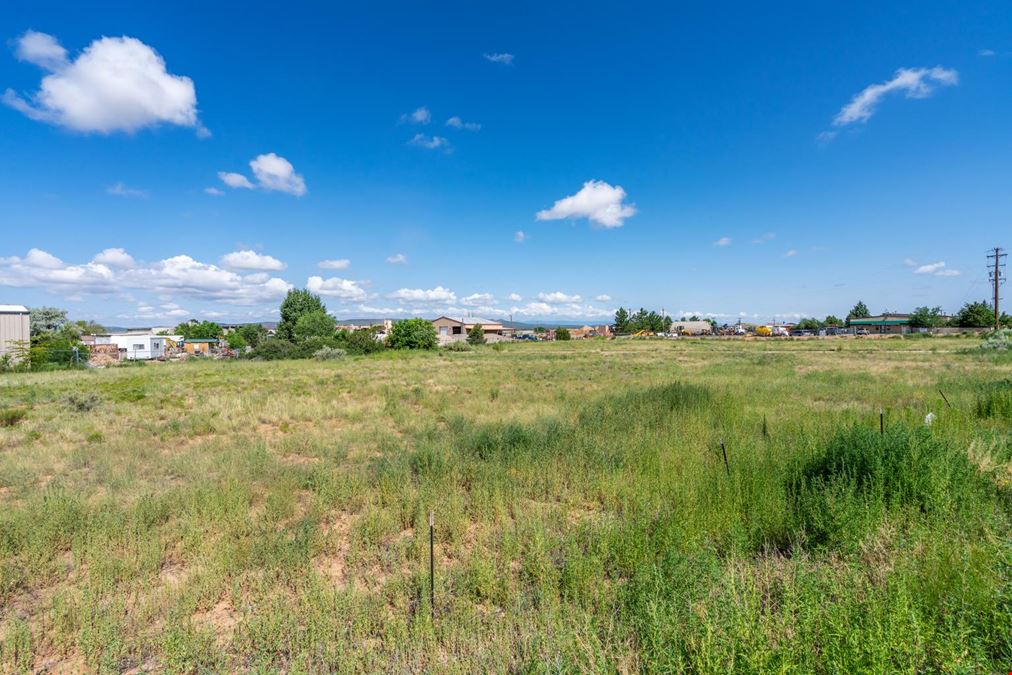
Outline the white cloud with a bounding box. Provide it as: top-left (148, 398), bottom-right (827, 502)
top-left (92, 247), bottom-right (135, 268)
top-left (204, 187), bottom-right (224, 196)
top-left (249, 153), bottom-right (306, 196)
top-left (594, 294), bottom-right (611, 302)
top-left (934, 269), bottom-right (961, 277)
top-left (446, 116), bottom-right (481, 131)
top-left (401, 106), bottom-right (431, 124)
top-left (318, 258), bottom-right (350, 270)
top-left (537, 291), bottom-right (581, 304)
top-left (832, 67), bottom-right (958, 127)
top-left (220, 250), bottom-right (286, 271)
top-left (903, 257), bottom-right (918, 267)
top-left (389, 286), bottom-right (456, 303)
top-left (218, 171), bottom-right (255, 189)
top-left (784, 249), bottom-right (797, 257)
top-left (514, 230), bottom-right (526, 243)
top-left (978, 49), bottom-right (996, 57)
top-left (306, 275), bottom-right (368, 301)
top-left (751, 233), bottom-right (776, 244)
top-left (218, 154), bottom-right (306, 196)
top-left (386, 253), bottom-right (407, 265)
top-left (4, 32), bottom-right (203, 135)
top-left (510, 302), bottom-right (612, 319)
top-left (536, 180), bottom-right (636, 228)
top-left (461, 292), bottom-right (495, 306)
top-left (914, 261), bottom-right (945, 274)
top-left (119, 255), bottom-right (292, 305)
top-left (508, 293), bottom-right (523, 302)
top-left (408, 133), bottom-right (450, 151)
top-left (106, 182), bottom-right (147, 198)
top-left (483, 53), bottom-right (514, 65)
top-left (714, 236), bottom-right (731, 247)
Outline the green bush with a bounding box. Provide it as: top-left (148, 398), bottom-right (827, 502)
top-left (248, 339), bottom-right (299, 361)
top-left (0, 407), bottom-right (28, 427)
top-left (467, 323), bottom-right (486, 345)
top-left (443, 341), bottom-right (472, 352)
top-left (387, 318), bottom-right (437, 350)
top-left (977, 328), bottom-right (1012, 352)
top-left (555, 327), bottom-right (571, 341)
top-left (337, 329), bottom-right (385, 355)
top-left (788, 425), bottom-right (990, 550)
top-left (976, 380), bottom-right (1012, 420)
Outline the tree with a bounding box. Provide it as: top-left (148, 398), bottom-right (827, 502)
top-left (846, 301), bottom-right (870, 326)
top-left (226, 332), bottom-right (248, 350)
top-left (467, 323), bottom-right (486, 345)
top-left (797, 318), bottom-right (823, 331)
top-left (824, 315), bottom-right (842, 327)
top-left (614, 307), bottom-right (631, 334)
top-left (293, 310), bottom-right (336, 342)
top-left (337, 329), bottom-right (385, 355)
top-left (236, 323), bottom-right (268, 348)
top-left (953, 301), bottom-right (995, 328)
top-left (29, 307), bottom-right (68, 336)
top-left (555, 327), bottom-right (571, 341)
top-left (174, 320), bottom-right (222, 340)
top-left (908, 306), bottom-right (946, 329)
top-left (278, 289), bottom-right (327, 342)
top-left (71, 319), bottom-right (106, 335)
top-left (387, 318), bottom-right (437, 350)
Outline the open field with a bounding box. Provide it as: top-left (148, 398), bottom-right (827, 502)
top-left (1, 337), bottom-right (1010, 672)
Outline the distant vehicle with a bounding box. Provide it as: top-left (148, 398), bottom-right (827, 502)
top-left (856, 328), bottom-right (870, 335)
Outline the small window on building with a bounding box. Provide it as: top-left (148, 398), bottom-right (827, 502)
top-left (133, 344), bottom-right (145, 350)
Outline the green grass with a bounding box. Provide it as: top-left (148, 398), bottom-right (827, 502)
top-left (0, 337), bottom-right (1009, 672)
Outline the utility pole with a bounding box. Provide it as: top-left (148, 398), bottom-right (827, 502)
top-left (988, 247), bottom-right (1006, 329)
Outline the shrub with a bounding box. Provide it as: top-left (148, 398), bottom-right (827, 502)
top-left (294, 309), bottom-right (337, 342)
top-left (337, 329), bottom-right (385, 355)
top-left (387, 318), bottom-right (437, 350)
top-left (788, 425), bottom-right (989, 550)
top-left (467, 323), bottom-right (486, 345)
top-left (555, 327), bottom-right (571, 341)
top-left (65, 393), bottom-right (100, 412)
top-left (977, 328), bottom-right (1012, 352)
top-left (313, 346), bottom-right (347, 361)
top-left (976, 380), bottom-right (1012, 420)
top-left (249, 339), bottom-right (299, 361)
top-left (443, 341), bottom-right (472, 352)
top-left (0, 407), bottom-right (27, 427)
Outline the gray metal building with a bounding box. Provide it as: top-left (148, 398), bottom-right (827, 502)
top-left (0, 305), bottom-right (30, 361)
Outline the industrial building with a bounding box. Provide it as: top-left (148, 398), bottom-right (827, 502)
top-left (0, 305), bottom-right (30, 362)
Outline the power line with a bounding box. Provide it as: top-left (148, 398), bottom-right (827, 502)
top-left (988, 246), bottom-right (1006, 329)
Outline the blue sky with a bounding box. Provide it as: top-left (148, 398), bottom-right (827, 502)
top-left (1, 1), bottom-right (1009, 325)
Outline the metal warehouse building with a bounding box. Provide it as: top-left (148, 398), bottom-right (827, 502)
top-left (0, 305), bottom-right (30, 362)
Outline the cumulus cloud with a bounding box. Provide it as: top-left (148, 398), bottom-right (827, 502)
top-left (306, 275), bottom-right (368, 301)
top-left (250, 153), bottom-right (307, 196)
top-left (508, 293), bottom-right (523, 302)
top-left (408, 133), bottom-right (450, 151)
top-left (714, 236), bottom-right (731, 247)
top-left (832, 67), bottom-right (958, 127)
top-left (510, 302), bottom-right (612, 319)
top-left (318, 258), bottom-right (350, 270)
top-left (0, 247), bottom-right (292, 306)
top-left (386, 253), bottom-right (407, 265)
top-left (401, 106), bottom-right (431, 124)
top-left (595, 294), bottom-right (611, 302)
top-left (446, 116), bottom-right (481, 131)
top-left (92, 247), bottom-right (135, 268)
top-left (389, 286), bottom-right (456, 303)
top-left (220, 250), bottom-right (286, 271)
top-left (514, 231), bottom-right (526, 244)
top-left (4, 31), bottom-right (204, 135)
top-left (218, 171), bottom-right (255, 189)
top-left (218, 154), bottom-right (306, 196)
top-left (911, 260), bottom-right (960, 277)
top-left (106, 182), bottom-right (147, 198)
top-left (204, 186), bottom-right (224, 196)
top-left (536, 180), bottom-right (636, 228)
top-left (483, 52), bottom-right (514, 65)
top-left (537, 291), bottom-right (581, 304)
top-left (461, 292), bottom-right (495, 306)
